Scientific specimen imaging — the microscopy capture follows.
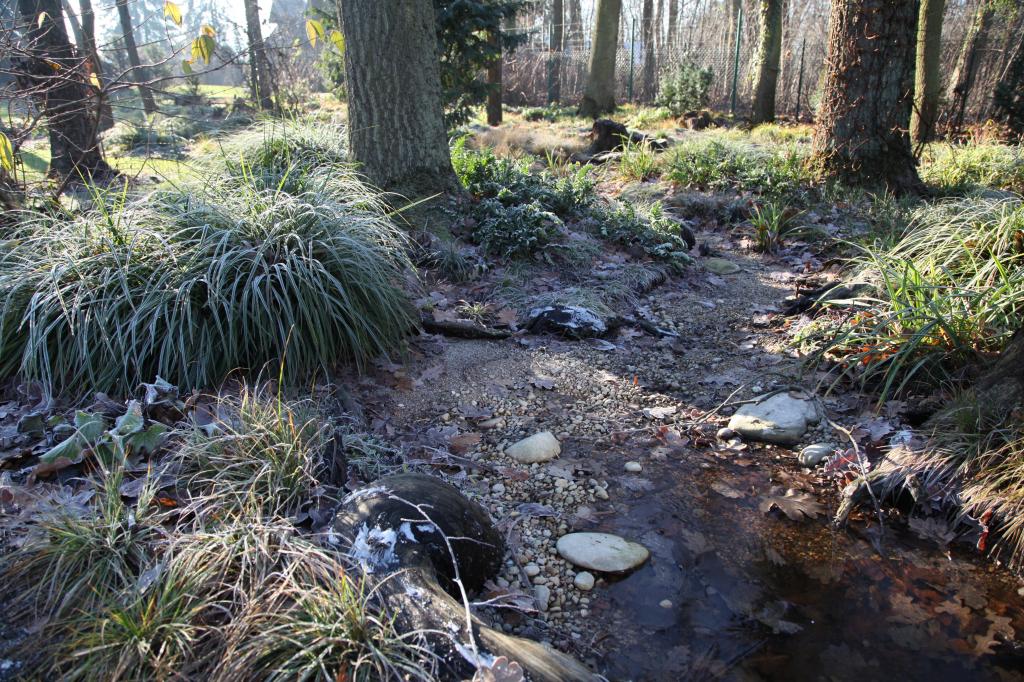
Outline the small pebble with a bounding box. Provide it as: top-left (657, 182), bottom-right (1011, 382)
top-left (717, 427), bottom-right (736, 440)
top-left (524, 563), bottom-right (541, 577)
top-left (659, 599), bottom-right (673, 609)
top-left (535, 585), bottom-right (551, 611)
top-left (491, 483), bottom-right (506, 494)
top-left (624, 461), bottom-right (642, 473)
top-left (573, 571), bottom-right (595, 591)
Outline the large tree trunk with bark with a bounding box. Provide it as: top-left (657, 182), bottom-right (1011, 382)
top-left (340, 0), bottom-right (455, 192)
top-left (909, 0), bottom-right (945, 144)
top-left (566, 0), bottom-right (583, 44)
top-left (243, 0), bottom-right (274, 110)
top-left (548, 0), bottom-right (563, 103)
top-left (17, 0), bottom-right (112, 182)
top-left (751, 0), bottom-right (784, 124)
top-left (333, 473), bottom-right (595, 682)
top-left (579, 0), bottom-right (622, 118)
top-left (114, 0), bottom-right (156, 116)
top-left (667, 0), bottom-right (678, 50)
top-left (811, 0), bottom-right (922, 193)
top-left (944, 0), bottom-right (992, 135)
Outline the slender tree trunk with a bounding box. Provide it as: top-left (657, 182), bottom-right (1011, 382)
top-left (667, 0), bottom-right (678, 51)
top-left (812, 0), bottom-right (922, 192)
top-left (993, 29), bottom-right (1024, 134)
top-left (750, 0), bottom-right (784, 124)
top-left (548, 0), bottom-right (564, 103)
top-left (243, 0), bottom-right (274, 110)
top-left (641, 0), bottom-right (655, 100)
top-left (17, 0), bottom-right (112, 181)
top-left (909, 0), bottom-right (945, 144)
top-left (566, 0), bottom-right (582, 44)
top-left (115, 0), bottom-right (156, 116)
top-left (60, 0), bottom-right (83, 47)
top-left (340, 0), bottom-right (455, 192)
top-left (579, 0), bottom-right (622, 117)
top-left (78, 0), bottom-right (113, 130)
top-left (487, 28), bottom-right (503, 125)
top-left (945, 0), bottom-right (992, 134)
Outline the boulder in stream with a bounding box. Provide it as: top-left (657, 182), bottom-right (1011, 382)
top-left (556, 532), bottom-right (650, 573)
top-left (728, 391), bottom-right (823, 446)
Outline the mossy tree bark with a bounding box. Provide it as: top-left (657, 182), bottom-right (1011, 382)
top-left (751, 0), bottom-right (784, 124)
top-left (114, 0), bottom-right (156, 116)
top-left (811, 0), bottom-right (922, 193)
top-left (243, 0), bottom-right (275, 110)
top-left (909, 0), bottom-right (945, 144)
top-left (17, 0), bottom-right (113, 181)
top-left (579, 0), bottom-right (622, 118)
top-left (339, 0), bottom-right (455, 192)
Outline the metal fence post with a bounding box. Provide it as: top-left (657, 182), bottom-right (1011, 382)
top-left (628, 18), bottom-right (636, 103)
top-left (795, 37), bottom-right (806, 120)
top-left (730, 4), bottom-right (743, 115)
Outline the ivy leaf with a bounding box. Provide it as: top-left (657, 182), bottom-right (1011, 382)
top-left (329, 29), bottom-right (345, 55)
top-left (163, 0), bottom-right (182, 26)
top-left (125, 423), bottom-right (169, 455)
top-left (181, 59), bottom-right (193, 75)
top-left (0, 132), bottom-right (14, 173)
top-left (305, 18), bottom-right (325, 48)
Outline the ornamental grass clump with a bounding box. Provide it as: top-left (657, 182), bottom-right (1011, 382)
top-left (0, 170), bottom-right (413, 396)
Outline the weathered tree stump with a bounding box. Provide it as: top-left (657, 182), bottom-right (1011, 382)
top-left (332, 473), bottom-right (595, 681)
top-left (583, 119), bottom-right (669, 158)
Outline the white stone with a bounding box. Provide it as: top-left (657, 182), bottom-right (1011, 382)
top-left (524, 562), bottom-right (541, 577)
top-left (573, 571), bottom-right (596, 591)
top-left (659, 599), bottom-right (673, 609)
top-left (491, 483), bottom-right (506, 494)
top-left (535, 585), bottom-right (551, 611)
top-left (556, 532), bottom-right (650, 573)
top-left (505, 431), bottom-right (561, 464)
top-left (624, 461), bottom-right (642, 473)
top-left (799, 443), bottom-right (834, 467)
top-left (728, 392), bottom-right (823, 445)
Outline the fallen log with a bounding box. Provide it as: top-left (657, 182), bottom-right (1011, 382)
top-left (420, 315), bottom-right (512, 340)
top-left (332, 473), bottom-right (595, 681)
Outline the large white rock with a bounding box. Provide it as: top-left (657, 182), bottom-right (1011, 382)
top-left (556, 532), bottom-right (650, 573)
top-left (728, 391), bottom-right (823, 446)
top-left (504, 431), bottom-right (561, 464)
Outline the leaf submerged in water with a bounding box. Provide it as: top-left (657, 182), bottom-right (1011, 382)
top-left (758, 488), bottom-right (825, 521)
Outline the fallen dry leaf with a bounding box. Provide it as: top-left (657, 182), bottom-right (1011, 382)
top-left (758, 489), bottom-right (825, 521)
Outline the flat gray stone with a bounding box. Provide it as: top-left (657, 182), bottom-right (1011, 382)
top-left (573, 571), bottom-right (595, 591)
top-left (505, 431), bottom-right (560, 464)
top-left (728, 391), bottom-right (823, 446)
top-left (799, 442), bottom-right (834, 467)
top-left (704, 257), bottom-right (741, 275)
top-left (556, 532), bottom-right (650, 573)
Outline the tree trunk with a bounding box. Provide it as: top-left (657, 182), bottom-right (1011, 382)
top-left (811, 0), bottom-right (922, 193)
top-left (340, 0), bottom-right (455, 192)
top-left (16, 0), bottom-right (113, 182)
top-left (579, 0), bottom-right (622, 118)
top-left (566, 0), bottom-right (583, 44)
top-left (548, 0), bottom-right (563, 103)
top-left (243, 0), bottom-right (274, 110)
top-left (944, 0), bottom-right (992, 134)
top-left (750, 0), bottom-right (784, 124)
top-left (641, 0), bottom-right (655, 100)
top-left (114, 0), bottom-right (156, 116)
top-left (78, 0), bottom-right (113, 130)
top-left (667, 0), bottom-right (678, 50)
top-left (487, 28), bottom-right (503, 125)
top-left (993, 29), bottom-right (1024, 134)
top-left (909, 0), bottom-right (945, 144)
top-left (332, 474), bottom-right (595, 682)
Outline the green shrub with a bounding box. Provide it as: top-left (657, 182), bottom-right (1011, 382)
top-left (618, 139), bottom-right (659, 181)
top-left (473, 199), bottom-right (564, 259)
top-left (664, 135), bottom-right (813, 202)
top-left (919, 142), bottom-right (1024, 194)
top-left (656, 61), bottom-right (713, 116)
top-left (590, 201), bottom-right (693, 268)
top-left (0, 176), bottom-right (413, 396)
top-left (803, 196), bottom-right (1024, 399)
